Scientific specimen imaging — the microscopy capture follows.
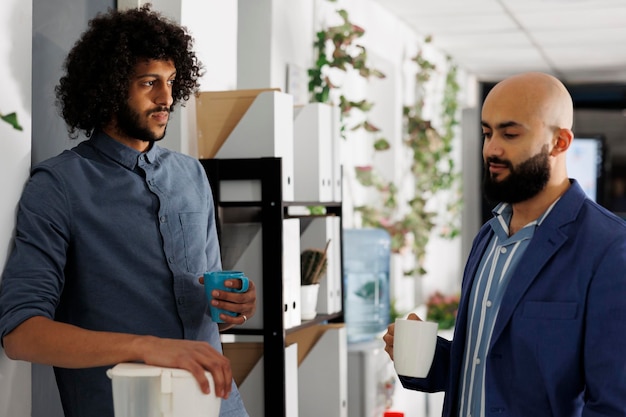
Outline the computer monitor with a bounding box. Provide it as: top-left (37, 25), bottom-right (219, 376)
top-left (566, 134), bottom-right (606, 204)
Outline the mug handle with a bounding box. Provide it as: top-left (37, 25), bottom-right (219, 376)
top-left (230, 276), bottom-right (249, 293)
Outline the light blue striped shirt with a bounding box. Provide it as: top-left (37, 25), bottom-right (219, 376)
top-left (459, 200), bottom-right (558, 417)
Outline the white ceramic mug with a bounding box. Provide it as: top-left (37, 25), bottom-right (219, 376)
top-left (393, 318), bottom-right (438, 378)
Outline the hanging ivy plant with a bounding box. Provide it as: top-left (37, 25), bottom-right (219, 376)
top-left (354, 44), bottom-right (462, 277)
top-left (308, 8), bottom-right (386, 143)
top-left (309, 6), bottom-right (462, 278)
top-left (306, 6), bottom-right (388, 215)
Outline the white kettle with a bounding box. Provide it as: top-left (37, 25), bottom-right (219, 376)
top-left (106, 363), bottom-right (221, 417)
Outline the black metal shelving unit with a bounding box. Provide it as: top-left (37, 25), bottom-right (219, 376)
top-left (200, 157), bottom-right (343, 417)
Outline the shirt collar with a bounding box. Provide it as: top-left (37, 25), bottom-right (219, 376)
top-left (489, 198), bottom-right (560, 236)
top-left (89, 131), bottom-right (160, 169)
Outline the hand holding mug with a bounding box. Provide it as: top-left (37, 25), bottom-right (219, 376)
top-left (385, 313), bottom-right (438, 378)
top-left (203, 271), bottom-right (250, 323)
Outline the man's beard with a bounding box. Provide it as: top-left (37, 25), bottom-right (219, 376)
top-left (482, 145), bottom-right (551, 204)
top-left (116, 102), bottom-right (171, 142)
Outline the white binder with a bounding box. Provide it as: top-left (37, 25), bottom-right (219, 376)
top-left (331, 104), bottom-right (343, 202)
top-left (222, 219), bottom-right (301, 330)
top-left (293, 103), bottom-right (334, 202)
top-left (283, 218), bottom-right (302, 329)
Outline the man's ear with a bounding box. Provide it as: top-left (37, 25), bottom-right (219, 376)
top-left (552, 128), bottom-right (573, 155)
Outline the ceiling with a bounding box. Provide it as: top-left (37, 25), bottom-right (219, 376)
top-left (374, 0), bottom-right (626, 85)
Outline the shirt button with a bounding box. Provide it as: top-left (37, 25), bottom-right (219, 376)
top-left (486, 300), bottom-right (492, 307)
top-left (160, 216), bottom-right (167, 223)
top-left (475, 358), bottom-right (481, 365)
top-left (500, 247), bottom-right (507, 254)
top-left (168, 257), bottom-right (174, 264)
top-left (177, 297), bottom-right (184, 305)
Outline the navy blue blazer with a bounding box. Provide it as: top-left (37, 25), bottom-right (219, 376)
top-left (400, 180), bottom-right (626, 416)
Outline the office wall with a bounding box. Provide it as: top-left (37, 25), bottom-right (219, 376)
top-left (31, 1), bottom-right (115, 416)
top-left (0, 0), bottom-right (32, 415)
top-left (32, 0), bottom-right (114, 163)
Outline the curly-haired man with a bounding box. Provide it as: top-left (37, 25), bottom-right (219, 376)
top-left (0, 5), bottom-right (254, 417)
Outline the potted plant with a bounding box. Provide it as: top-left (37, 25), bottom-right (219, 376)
top-left (300, 240), bottom-right (330, 320)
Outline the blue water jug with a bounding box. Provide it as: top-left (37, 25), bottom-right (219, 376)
top-left (343, 228), bottom-right (391, 343)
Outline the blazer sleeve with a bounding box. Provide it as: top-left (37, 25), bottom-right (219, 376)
top-left (399, 336), bottom-right (452, 393)
top-left (582, 232), bottom-right (626, 415)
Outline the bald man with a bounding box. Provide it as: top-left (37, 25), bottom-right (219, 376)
top-left (383, 72), bottom-right (626, 416)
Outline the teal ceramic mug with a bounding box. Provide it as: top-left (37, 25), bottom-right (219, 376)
top-left (203, 270), bottom-right (249, 323)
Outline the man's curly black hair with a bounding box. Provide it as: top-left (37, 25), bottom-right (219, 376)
top-left (55, 4), bottom-right (203, 138)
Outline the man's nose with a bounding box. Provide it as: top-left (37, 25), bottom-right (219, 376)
top-left (155, 83), bottom-right (173, 107)
top-left (483, 135), bottom-right (504, 158)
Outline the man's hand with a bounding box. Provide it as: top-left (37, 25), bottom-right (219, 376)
top-left (138, 336), bottom-right (233, 398)
top-left (382, 312), bottom-right (421, 360)
top-left (200, 276), bottom-right (257, 330)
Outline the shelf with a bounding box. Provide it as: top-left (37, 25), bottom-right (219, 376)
top-left (224, 312), bottom-right (343, 337)
top-left (287, 312), bottom-right (344, 334)
top-left (285, 201), bottom-right (342, 208)
top-left (200, 157), bottom-right (344, 417)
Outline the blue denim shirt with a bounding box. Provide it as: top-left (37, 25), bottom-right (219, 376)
top-left (0, 132), bottom-right (248, 417)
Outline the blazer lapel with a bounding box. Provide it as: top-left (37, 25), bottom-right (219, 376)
top-left (489, 181), bottom-right (585, 345)
top-left (489, 226), bottom-right (567, 343)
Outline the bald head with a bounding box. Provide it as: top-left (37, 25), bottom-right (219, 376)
top-left (484, 72), bottom-right (573, 131)
top-left (481, 72), bottom-right (575, 206)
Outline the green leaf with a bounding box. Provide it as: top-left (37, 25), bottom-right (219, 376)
top-left (373, 138), bottom-right (390, 151)
top-left (362, 120), bottom-right (380, 132)
top-left (307, 205), bottom-right (326, 215)
top-left (1, 112), bottom-right (23, 131)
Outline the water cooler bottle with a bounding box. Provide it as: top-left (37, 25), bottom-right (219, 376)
top-left (342, 228), bottom-right (391, 343)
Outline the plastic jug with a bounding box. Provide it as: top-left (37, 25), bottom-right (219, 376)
top-left (343, 228), bottom-right (391, 343)
top-left (106, 363), bottom-right (221, 417)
